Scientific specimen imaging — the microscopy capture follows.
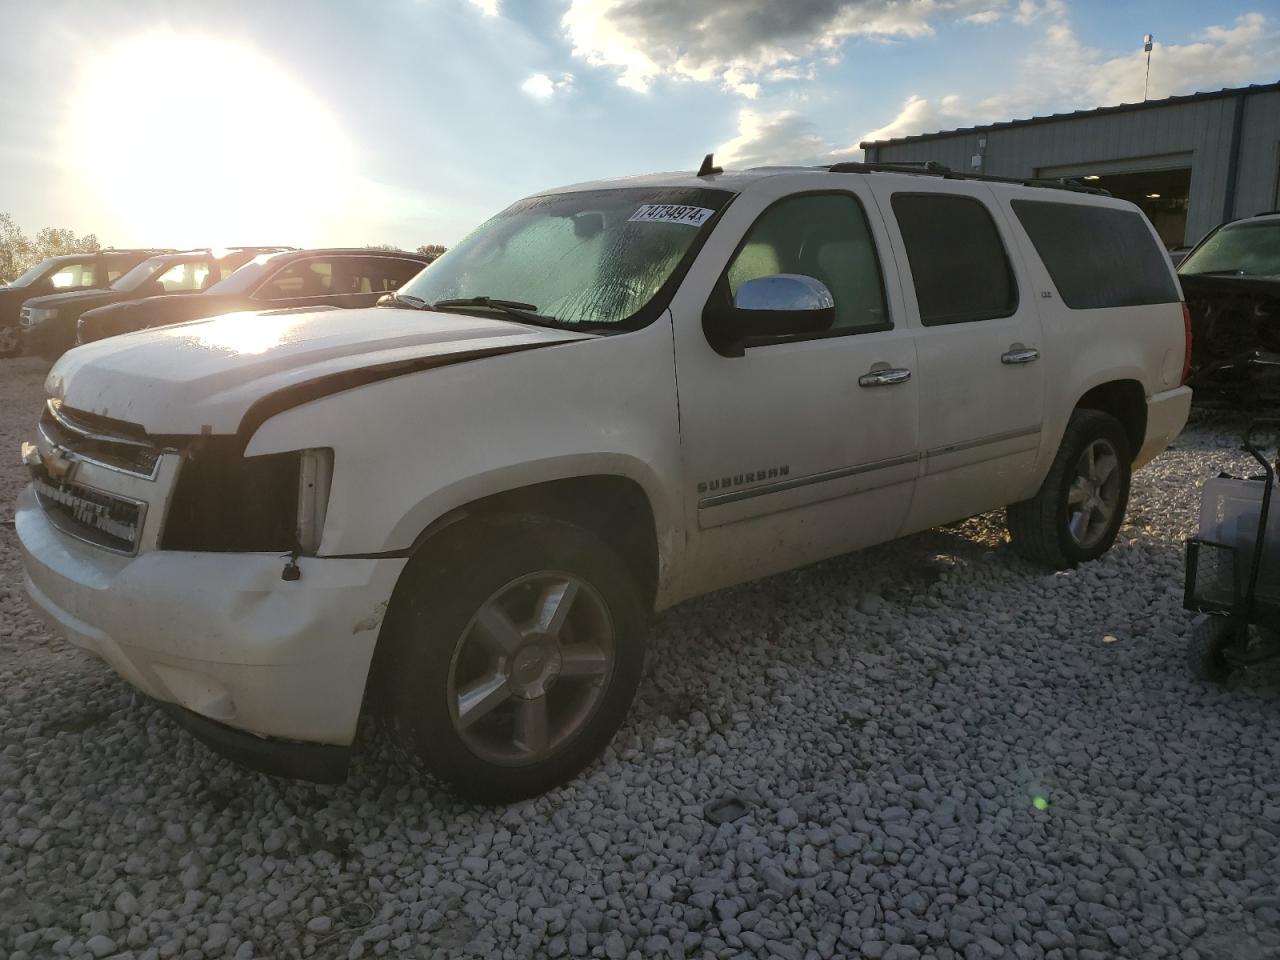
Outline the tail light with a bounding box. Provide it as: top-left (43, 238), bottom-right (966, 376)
top-left (1181, 302), bottom-right (1193, 385)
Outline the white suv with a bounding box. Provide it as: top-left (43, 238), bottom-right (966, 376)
top-left (17, 162), bottom-right (1192, 800)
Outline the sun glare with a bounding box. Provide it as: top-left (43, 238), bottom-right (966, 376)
top-left (62, 32), bottom-right (355, 248)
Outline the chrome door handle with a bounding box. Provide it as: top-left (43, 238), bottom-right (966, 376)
top-left (858, 367), bottom-right (912, 387)
top-left (1001, 346), bottom-right (1040, 364)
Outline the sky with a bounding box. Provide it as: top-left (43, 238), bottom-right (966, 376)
top-left (1, 0), bottom-right (1278, 251)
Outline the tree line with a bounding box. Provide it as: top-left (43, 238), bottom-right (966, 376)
top-left (0, 213), bottom-right (98, 283)
top-left (1, 212), bottom-right (448, 284)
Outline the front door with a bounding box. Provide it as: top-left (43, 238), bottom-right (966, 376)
top-left (867, 181), bottom-right (1046, 533)
top-left (670, 177), bottom-right (920, 598)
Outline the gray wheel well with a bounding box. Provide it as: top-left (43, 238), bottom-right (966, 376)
top-left (1074, 380), bottom-right (1145, 461)
top-left (364, 475), bottom-right (659, 720)
top-left (416, 475), bottom-right (659, 610)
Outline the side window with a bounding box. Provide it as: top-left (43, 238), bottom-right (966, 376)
top-left (722, 193), bottom-right (889, 333)
top-left (155, 260), bottom-right (214, 292)
top-left (891, 193), bottom-right (1017, 325)
top-left (47, 261), bottom-right (96, 289)
top-left (101, 257), bottom-right (135, 283)
top-left (335, 257), bottom-right (424, 295)
top-left (1011, 200), bottom-right (1180, 309)
top-left (257, 260), bottom-right (334, 299)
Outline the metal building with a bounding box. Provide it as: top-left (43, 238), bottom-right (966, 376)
top-left (860, 82), bottom-right (1280, 250)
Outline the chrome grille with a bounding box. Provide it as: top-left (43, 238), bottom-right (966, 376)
top-left (40, 400), bottom-right (160, 477)
top-left (32, 470), bottom-right (146, 554)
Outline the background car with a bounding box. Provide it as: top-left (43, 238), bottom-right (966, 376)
top-left (1178, 211), bottom-right (1280, 404)
top-left (77, 248), bottom-right (433, 344)
top-left (0, 249), bottom-right (171, 357)
top-left (19, 247), bottom-right (290, 359)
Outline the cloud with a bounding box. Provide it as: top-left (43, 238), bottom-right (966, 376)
top-left (715, 110), bottom-right (843, 168)
top-left (521, 71), bottom-right (576, 99)
top-left (857, 12), bottom-right (1279, 147)
top-left (561, 0), bottom-right (1005, 94)
top-left (467, 0), bottom-right (499, 15)
top-left (711, 11), bottom-right (1280, 172)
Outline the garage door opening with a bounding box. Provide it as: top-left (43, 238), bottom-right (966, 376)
top-left (1078, 168), bottom-right (1192, 249)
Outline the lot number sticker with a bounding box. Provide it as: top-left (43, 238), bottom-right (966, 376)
top-left (628, 204), bottom-right (716, 227)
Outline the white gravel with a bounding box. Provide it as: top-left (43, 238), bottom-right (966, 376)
top-left (2, 357), bottom-right (1279, 960)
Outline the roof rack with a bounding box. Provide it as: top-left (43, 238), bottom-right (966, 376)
top-left (827, 161), bottom-right (1111, 196)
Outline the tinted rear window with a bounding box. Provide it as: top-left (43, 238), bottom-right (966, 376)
top-left (1011, 199), bottom-right (1179, 309)
top-left (891, 193), bottom-right (1017, 325)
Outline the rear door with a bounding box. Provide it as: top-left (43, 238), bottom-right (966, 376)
top-left (868, 181), bottom-right (1046, 531)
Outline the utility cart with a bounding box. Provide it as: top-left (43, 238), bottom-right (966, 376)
top-left (1184, 419), bottom-right (1280, 679)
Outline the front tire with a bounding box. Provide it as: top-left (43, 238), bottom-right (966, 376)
top-left (384, 515), bottom-right (646, 803)
top-left (1008, 409), bottom-right (1132, 568)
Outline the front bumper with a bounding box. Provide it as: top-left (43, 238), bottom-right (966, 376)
top-left (16, 485), bottom-right (407, 758)
top-left (1135, 384), bottom-right (1193, 469)
top-left (19, 316), bottom-right (69, 357)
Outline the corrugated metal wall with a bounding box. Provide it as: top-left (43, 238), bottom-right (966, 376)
top-left (867, 90), bottom-right (1280, 244)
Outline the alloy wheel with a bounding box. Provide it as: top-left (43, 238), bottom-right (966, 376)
top-left (1066, 438), bottom-right (1121, 549)
top-left (446, 571), bottom-right (615, 766)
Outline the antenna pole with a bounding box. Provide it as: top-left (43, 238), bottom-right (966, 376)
top-left (1143, 33), bottom-right (1154, 101)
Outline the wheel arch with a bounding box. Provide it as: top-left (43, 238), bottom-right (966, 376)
top-left (1072, 378), bottom-right (1146, 462)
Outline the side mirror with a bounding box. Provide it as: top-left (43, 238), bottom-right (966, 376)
top-left (706, 274), bottom-right (836, 355)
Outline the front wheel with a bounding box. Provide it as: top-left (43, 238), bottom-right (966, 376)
top-left (384, 515), bottom-right (646, 802)
top-left (1007, 409), bottom-right (1132, 568)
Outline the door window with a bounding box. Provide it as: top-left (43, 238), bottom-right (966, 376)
top-left (47, 261), bottom-right (97, 289)
top-left (154, 260), bottom-right (215, 292)
top-left (335, 257), bottom-right (425, 295)
top-left (891, 193), bottom-right (1017, 325)
top-left (721, 193), bottom-right (889, 334)
top-left (257, 260), bottom-right (334, 299)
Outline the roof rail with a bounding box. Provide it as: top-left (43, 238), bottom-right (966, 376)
top-left (827, 161), bottom-right (1111, 196)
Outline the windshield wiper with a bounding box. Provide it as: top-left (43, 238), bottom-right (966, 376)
top-left (430, 296), bottom-right (573, 330)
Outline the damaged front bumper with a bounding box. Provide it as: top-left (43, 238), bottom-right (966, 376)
top-left (16, 486), bottom-right (406, 779)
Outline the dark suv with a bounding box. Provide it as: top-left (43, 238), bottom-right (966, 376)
top-left (77, 248), bottom-right (432, 344)
top-left (0, 249), bottom-right (170, 357)
top-left (19, 247), bottom-right (291, 359)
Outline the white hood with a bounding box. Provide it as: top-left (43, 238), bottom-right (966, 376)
top-left (47, 307), bottom-right (594, 435)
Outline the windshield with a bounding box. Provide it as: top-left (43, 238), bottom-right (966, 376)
top-left (397, 187), bottom-right (733, 328)
top-left (205, 252), bottom-right (291, 295)
top-left (1180, 221), bottom-right (1280, 277)
top-left (9, 258), bottom-right (61, 287)
top-left (110, 256), bottom-right (170, 292)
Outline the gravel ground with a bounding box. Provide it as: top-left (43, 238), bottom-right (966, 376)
top-left (2, 355), bottom-right (1279, 960)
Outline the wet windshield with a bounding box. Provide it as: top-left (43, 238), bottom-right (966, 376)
top-left (110, 256), bottom-right (171, 292)
top-left (396, 187), bottom-right (733, 328)
top-left (1180, 221), bottom-right (1280, 277)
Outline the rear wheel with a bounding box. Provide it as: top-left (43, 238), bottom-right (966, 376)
top-left (384, 515), bottom-right (646, 802)
top-left (1008, 409), bottom-right (1131, 568)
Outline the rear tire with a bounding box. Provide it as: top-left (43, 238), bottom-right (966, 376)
top-left (383, 514), bottom-right (646, 803)
top-left (1008, 409), bottom-right (1131, 568)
